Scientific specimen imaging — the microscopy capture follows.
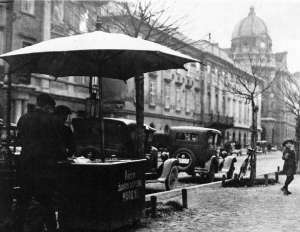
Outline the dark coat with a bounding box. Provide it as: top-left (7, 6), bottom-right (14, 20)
top-left (17, 108), bottom-right (66, 183)
top-left (282, 148), bottom-right (297, 175)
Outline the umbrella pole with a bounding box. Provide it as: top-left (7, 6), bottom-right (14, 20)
top-left (98, 77), bottom-right (105, 162)
top-left (135, 75), bottom-right (145, 159)
top-left (5, 70), bottom-right (12, 167)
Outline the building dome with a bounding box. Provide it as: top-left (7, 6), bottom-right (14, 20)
top-left (232, 7), bottom-right (269, 39)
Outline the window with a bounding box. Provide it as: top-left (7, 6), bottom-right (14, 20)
top-left (233, 99), bottom-right (236, 116)
top-left (195, 90), bottom-right (201, 114)
top-left (222, 95), bottom-right (226, 116)
top-left (207, 64), bottom-right (211, 74)
top-left (164, 83), bottom-right (170, 110)
top-left (149, 80), bottom-right (156, 106)
top-left (215, 87), bottom-right (219, 113)
top-left (185, 91), bottom-right (193, 113)
top-left (21, 0), bottom-right (35, 15)
top-left (239, 101), bottom-right (242, 123)
top-left (175, 87), bottom-right (181, 111)
top-left (0, 5), bottom-right (6, 25)
top-left (244, 103), bottom-right (248, 124)
top-left (227, 98), bottom-right (231, 116)
top-left (175, 132), bottom-right (198, 142)
top-left (207, 86), bottom-right (211, 113)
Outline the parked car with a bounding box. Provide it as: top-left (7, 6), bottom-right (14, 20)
top-left (72, 117), bottom-right (179, 190)
top-left (152, 126), bottom-right (236, 181)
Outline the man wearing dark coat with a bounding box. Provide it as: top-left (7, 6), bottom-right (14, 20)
top-left (281, 140), bottom-right (297, 195)
top-left (54, 105), bottom-right (75, 157)
top-left (17, 93), bottom-right (65, 232)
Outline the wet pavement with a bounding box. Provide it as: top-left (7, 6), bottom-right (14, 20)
top-left (137, 174), bottom-right (300, 232)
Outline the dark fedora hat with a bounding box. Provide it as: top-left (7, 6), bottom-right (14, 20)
top-left (282, 139), bottom-right (296, 147)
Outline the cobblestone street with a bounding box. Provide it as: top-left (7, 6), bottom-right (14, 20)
top-left (137, 174), bottom-right (300, 232)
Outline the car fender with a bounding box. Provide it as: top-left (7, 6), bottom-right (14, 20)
top-left (157, 158), bottom-right (178, 183)
top-left (204, 156), bottom-right (218, 172)
top-left (221, 155), bottom-right (236, 172)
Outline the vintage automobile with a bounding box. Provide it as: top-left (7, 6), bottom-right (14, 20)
top-left (72, 117), bottom-right (179, 190)
top-left (0, 120), bottom-right (21, 161)
top-left (152, 126), bottom-right (236, 181)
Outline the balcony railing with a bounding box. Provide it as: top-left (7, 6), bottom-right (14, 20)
top-left (203, 113), bottom-right (234, 129)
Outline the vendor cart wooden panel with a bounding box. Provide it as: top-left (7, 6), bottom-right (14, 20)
top-left (57, 159), bottom-right (146, 231)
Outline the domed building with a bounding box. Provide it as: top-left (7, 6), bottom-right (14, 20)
top-left (229, 7), bottom-right (295, 146)
top-left (231, 6), bottom-right (272, 54)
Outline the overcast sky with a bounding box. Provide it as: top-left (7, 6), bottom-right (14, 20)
top-left (146, 0), bottom-right (300, 73)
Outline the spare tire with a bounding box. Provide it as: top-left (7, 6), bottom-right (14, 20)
top-left (174, 148), bottom-right (196, 172)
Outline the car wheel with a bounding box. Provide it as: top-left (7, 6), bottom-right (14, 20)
top-left (165, 165), bottom-right (178, 190)
top-left (174, 148), bottom-right (196, 173)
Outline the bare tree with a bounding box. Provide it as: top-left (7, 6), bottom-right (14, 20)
top-left (222, 53), bottom-right (279, 184)
top-left (278, 72), bottom-right (300, 171)
top-left (96, 0), bottom-right (190, 47)
top-left (96, 0), bottom-right (189, 157)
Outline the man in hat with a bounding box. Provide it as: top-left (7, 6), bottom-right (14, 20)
top-left (281, 139), bottom-right (297, 195)
top-left (17, 93), bottom-right (65, 231)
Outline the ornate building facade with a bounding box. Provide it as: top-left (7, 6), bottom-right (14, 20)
top-left (0, 1), bottom-right (261, 148)
top-left (0, 0), bottom-right (104, 123)
top-left (97, 2), bottom-right (261, 146)
top-left (229, 7), bottom-right (295, 146)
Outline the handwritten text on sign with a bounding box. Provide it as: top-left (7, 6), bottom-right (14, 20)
top-left (118, 169), bottom-right (143, 201)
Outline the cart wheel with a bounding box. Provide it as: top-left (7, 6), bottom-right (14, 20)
top-left (165, 166), bottom-right (178, 190)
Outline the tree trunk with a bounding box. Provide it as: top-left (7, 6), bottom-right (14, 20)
top-left (295, 116), bottom-right (300, 173)
top-left (250, 99), bottom-right (258, 185)
top-left (135, 75), bottom-right (145, 159)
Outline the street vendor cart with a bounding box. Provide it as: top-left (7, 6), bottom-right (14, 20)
top-left (0, 31), bottom-right (197, 231)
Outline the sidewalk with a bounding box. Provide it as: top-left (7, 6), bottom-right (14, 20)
top-left (136, 174), bottom-right (300, 232)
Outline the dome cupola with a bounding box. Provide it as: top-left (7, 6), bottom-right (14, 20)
top-left (231, 7), bottom-right (272, 53)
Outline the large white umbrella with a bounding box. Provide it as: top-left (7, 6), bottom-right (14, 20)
top-left (0, 30), bottom-right (197, 79)
top-left (0, 30), bottom-right (198, 159)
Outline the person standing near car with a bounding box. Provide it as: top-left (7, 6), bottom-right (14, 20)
top-left (17, 93), bottom-right (65, 232)
top-left (281, 140), bottom-right (297, 195)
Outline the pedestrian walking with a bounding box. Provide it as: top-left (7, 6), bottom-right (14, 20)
top-left (16, 93), bottom-right (66, 232)
top-left (281, 139), bottom-right (297, 195)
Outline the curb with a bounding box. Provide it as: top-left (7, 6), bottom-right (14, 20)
top-left (146, 179), bottom-right (222, 202)
top-left (146, 170), bottom-right (280, 203)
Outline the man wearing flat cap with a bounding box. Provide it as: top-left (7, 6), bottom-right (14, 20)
top-left (17, 93), bottom-right (65, 231)
top-left (281, 139), bottom-right (297, 195)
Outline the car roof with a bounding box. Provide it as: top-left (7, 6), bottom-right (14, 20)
top-left (170, 126), bottom-right (221, 134)
top-left (104, 117), bottom-right (156, 131)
